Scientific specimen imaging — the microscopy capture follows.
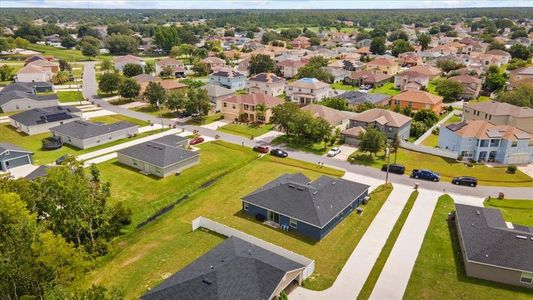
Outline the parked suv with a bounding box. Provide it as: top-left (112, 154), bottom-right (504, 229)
top-left (381, 164), bottom-right (405, 175)
top-left (452, 176), bottom-right (478, 187)
top-left (411, 169), bottom-right (440, 182)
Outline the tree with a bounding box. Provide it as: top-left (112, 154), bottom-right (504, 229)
top-left (488, 41), bottom-right (506, 51)
top-left (122, 63), bottom-right (143, 77)
top-left (160, 65), bottom-right (174, 77)
top-left (436, 60), bottom-right (464, 73)
top-left (165, 90), bottom-right (188, 112)
top-left (358, 127), bottom-right (387, 157)
top-left (483, 68), bottom-right (506, 92)
top-left (186, 88), bottom-right (211, 116)
top-left (370, 37), bottom-right (386, 55)
top-left (144, 61), bottom-right (155, 75)
top-left (61, 35), bottom-right (77, 48)
top-left (435, 78), bottom-right (464, 102)
top-left (59, 59), bottom-right (72, 72)
top-left (271, 102), bottom-right (300, 135)
top-left (391, 39), bottom-right (414, 57)
top-left (52, 71), bottom-right (70, 84)
top-left (410, 120), bottom-right (429, 138)
top-left (105, 34), bottom-right (138, 55)
top-left (224, 29), bottom-right (235, 37)
top-left (497, 84), bottom-right (533, 108)
top-left (296, 65), bottom-right (334, 83)
top-left (99, 73), bottom-right (122, 94)
top-left (0, 64), bottom-right (14, 81)
top-left (15, 37), bottom-right (30, 49)
top-left (249, 54), bottom-right (278, 75)
top-left (413, 109), bottom-right (439, 126)
top-left (391, 133), bottom-right (401, 163)
top-left (387, 31), bottom-right (408, 42)
top-left (192, 61), bottom-right (210, 76)
top-left (511, 29), bottom-right (528, 39)
top-left (174, 44), bottom-right (196, 64)
top-left (417, 33), bottom-right (431, 50)
top-left (107, 23), bottom-right (131, 36)
top-left (255, 103), bottom-right (267, 123)
top-left (144, 81), bottom-right (166, 107)
top-left (508, 44), bottom-right (531, 60)
top-left (118, 77), bottom-right (140, 100)
top-left (81, 43), bottom-right (98, 59)
top-left (0, 38), bottom-right (14, 52)
top-left (154, 26), bottom-right (179, 52)
top-left (100, 58), bottom-right (113, 73)
top-left (321, 97), bottom-right (348, 110)
top-left (356, 31), bottom-right (371, 41)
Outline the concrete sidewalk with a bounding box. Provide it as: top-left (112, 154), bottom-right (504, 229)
top-left (369, 188), bottom-right (441, 300)
top-left (290, 183), bottom-right (415, 300)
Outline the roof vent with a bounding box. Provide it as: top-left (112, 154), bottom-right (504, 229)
top-left (202, 278), bottom-right (213, 285)
top-left (312, 191), bottom-right (318, 195)
top-left (331, 181), bottom-right (337, 185)
top-left (485, 254), bottom-right (488, 258)
top-left (210, 265), bottom-right (214, 269)
top-left (476, 210), bottom-right (480, 215)
top-left (516, 235), bottom-right (528, 240)
top-left (288, 184), bottom-right (295, 189)
top-left (296, 187), bottom-right (304, 191)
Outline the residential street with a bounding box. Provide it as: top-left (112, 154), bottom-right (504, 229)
top-left (82, 61), bottom-right (533, 200)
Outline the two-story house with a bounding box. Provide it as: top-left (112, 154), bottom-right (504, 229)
top-left (449, 75), bottom-right (482, 99)
top-left (347, 108), bottom-right (412, 141)
top-left (208, 69), bottom-right (246, 90)
top-left (365, 57), bottom-right (400, 75)
top-left (394, 70), bottom-right (429, 91)
top-left (463, 101), bottom-right (533, 134)
top-left (390, 90), bottom-right (444, 114)
top-left (398, 52), bottom-right (423, 67)
top-left (155, 58), bottom-right (186, 78)
top-left (277, 59), bottom-right (307, 78)
top-left (285, 78), bottom-right (331, 105)
top-left (246, 73), bottom-right (286, 97)
top-left (218, 93), bottom-right (283, 123)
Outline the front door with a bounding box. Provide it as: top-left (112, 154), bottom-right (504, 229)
top-left (144, 163), bottom-right (150, 172)
top-left (268, 211), bottom-right (280, 224)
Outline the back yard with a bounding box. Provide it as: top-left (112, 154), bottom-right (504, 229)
top-left (404, 195), bottom-right (533, 300)
top-left (82, 140), bottom-right (394, 298)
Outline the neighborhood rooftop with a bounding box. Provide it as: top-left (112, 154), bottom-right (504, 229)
top-left (50, 120), bottom-right (138, 140)
top-left (117, 135), bottom-right (196, 168)
top-left (9, 106), bottom-right (81, 126)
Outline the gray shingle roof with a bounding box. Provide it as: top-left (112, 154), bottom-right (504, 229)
top-left (24, 165), bottom-right (51, 180)
top-left (9, 106), bottom-right (81, 126)
top-left (337, 91), bottom-right (389, 105)
top-left (142, 236), bottom-right (304, 300)
top-left (242, 173), bottom-right (369, 228)
top-left (117, 135), bottom-right (197, 168)
top-left (205, 84), bottom-right (235, 98)
top-left (0, 82), bottom-right (57, 106)
top-left (50, 120), bottom-right (138, 140)
top-left (0, 142), bottom-right (32, 154)
top-left (455, 204), bottom-right (533, 272)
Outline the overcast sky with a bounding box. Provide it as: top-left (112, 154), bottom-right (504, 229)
top-left (2, 0), bottom-right (532, 9)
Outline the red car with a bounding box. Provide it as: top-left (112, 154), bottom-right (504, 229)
top-left (253, 145), bottom-right (269, 153)
top-left (189, 136), bottom-right (204, 145)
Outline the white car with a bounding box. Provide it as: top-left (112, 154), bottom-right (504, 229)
top-left (327, 147), bottom-right (341, 157)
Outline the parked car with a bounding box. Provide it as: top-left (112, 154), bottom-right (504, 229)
top-left (177, 111), bottom-right (191, 118)
top-left (452, 176), bottom-right (478, 187)
top-left (381, 164), bottom-right (405, 175)
top-left (327, 147), bottom-right (341, 157)
top-left (55, 154), bottom-right (69, 165)
top-left (189, 136), bottom-right (204, 145)
top-left (253, 146), bottom-right (269, 153)
top-left (270, 148), bottom-right (288, 158)
top-left (411, 169), bottom-right (440, 181)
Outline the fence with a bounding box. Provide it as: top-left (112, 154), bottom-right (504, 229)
top-left (400, 141), bottom-right (458, 159)
top-left (192, 216), bottom-right (315, 279)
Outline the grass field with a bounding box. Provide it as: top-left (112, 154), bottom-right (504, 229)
top-left (131, 105), bottom-right (178, 119)
top-left (185, 113), bottom-right (223, 125)
top-left (370, 83), bottom-right (401, 96)
top-left (484, 198), bottom-right (533, 226)
top-left (421, 133), bottom-right (439, 147)
top-left (27, 44), bottom-right (87, 61)
top-left (330, 82), bottom-right (359, 91)
top-left (404, 195), bottom-right (533, 299)
top-left (57, 91), bottom-right (84, 103)
top-left (0, 124), bottom-right (164, 165)
top-left (90, 114), bottom-right (150, 127)
top-left (82, 141), bottom-right (393, 298)
top-left (271, 135), bottom-right (336, 155)
top-left (348, 148), bottom-right (533, 187)
top-left (217, 123), bottom-right (274, 138)
top-left (357, 191), bottom-right (419, 300)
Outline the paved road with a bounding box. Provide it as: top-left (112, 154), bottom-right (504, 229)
top-left (81, 62), bottom-right (533, 199)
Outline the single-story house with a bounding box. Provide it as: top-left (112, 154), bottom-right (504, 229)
top-left (16, 64), bottom-right (54, 83)
top-left (348, 108), bottom-right (412, 140)
top-left (9, 105), bottom-right (82, 135)
top-left (455, 204), bottom-right (533, 289)
top-left (336, 91), bottom-right (390, 110)
top-left (141, 236), bottom-right (307, 300)
top-left (300, 104), bottom-right (352, 131)
top-left (344, 70), bottom-right (392, 88)
top-left (390, 90), bottom-right (444, 114)
top-left (0, 143), bottom-right (33, 172)
top-left (50, 120), bottom-right (139, 149)
top-left (242, 173), bottom-right (370, 240)
top-left (219, 93), bottom-right (283, 123)
top-left (113, 55), bottom-right (146, 72)
top-left (449, 75), bottom-right (482, 99)
top-left (205, 84), bottom-right (235, 112)
top-left (208, 69), bottom-right (246, 90)
top-left (155, 58), bottom-right (186, 78)
top-left (117, 135), bottom-right (198, 178)
top-left (0, 82), bottom-right (58, 113)
top-left (201, 56), bottom-right (226, 70)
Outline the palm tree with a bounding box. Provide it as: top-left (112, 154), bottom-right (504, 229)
top-left (255, 103), bottom-right (267, 124)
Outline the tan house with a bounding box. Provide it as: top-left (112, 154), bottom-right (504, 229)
top-left (132, 74), bottom-right (160, 95)
top-left (113, 55), bottom-right (145, 72)
top-left (449, 75), bottom-right (482, 99)
top-left (366, 57), bottom-right (400, 75)
top-left (155, 58), bottom-right (185, 77)
top-left (27, 59), bottom-right (60, 74)
top-left (398, 52), bottom-right (422, 67)
top-left (16, 64), bottom-right (54, 83)
top-left (407, 65), bottom-right (442, 79)
top-left (201, 56), bottom-right (226, 70)
top-left (219, 93), bottom-right (283, 123)
top-left (390, 90), bottom-right (444, 114)
top-left (277, 59), bottom-right (307, 78)
top-left (286, 78), bottom-right (331, 105)
top-left (344, 70), bottom-right (392, 88)
top-left (290, 36), bottom-right (311, 49)
top-left (394, 70), bottom-right (429, 91)
top-left (300, 104), bottom-right (352, 131)
top-left (246, 73), bottom-right (286, 97)
top-left (508, 66), bottom-right (533, 90)
top-left (463, 101), bottom-right (533, 134)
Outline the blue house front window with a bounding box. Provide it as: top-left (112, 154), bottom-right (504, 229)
top-left (479, 140), bottom-right (489, 147)
top-left (490, 139), bottom-right (500, 147)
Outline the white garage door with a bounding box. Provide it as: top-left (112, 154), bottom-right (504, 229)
top-left (507, 153), bottom-right (531, 165)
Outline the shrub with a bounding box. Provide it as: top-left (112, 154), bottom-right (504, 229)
top-left (506, 165), bottom-right (517, 174)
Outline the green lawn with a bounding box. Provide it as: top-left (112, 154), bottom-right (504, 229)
top-left (444, 114), bottom-right (462, 125)
top-left (370, 82), bottom-right (401, 96)
top-left (421, 133), bottom-right (439, 147)
top-left (469, 95), bottom-right (492, 104)
top-left (217, 123), bottom-right (274, 138)
top-left (271, 135), bottom-right (335, 155)
top-left (82, 141), bottom-right (393, 297)
top-left (484, 198), bottom-right (533, 226)
top-left (185, 113), bottom-right (223, 125)
top-left (404, 195), bottom-right (533, 299)
top-left (27, 44), bottom-right (87, 61)
top-left (357, 191), bottom-right (419, 300)
top-left (90, 114), bottom-right (150, 127)
top-left (330, 82), bottom-right (359, 91)
top-left (57, 90), bottom-right (84, 103)
top-left (0, 124), bottom-right (164, 165)
top-left (348, 148), bottom-right (533, 187)
top-left (131, 105), bottom-right (178, 119)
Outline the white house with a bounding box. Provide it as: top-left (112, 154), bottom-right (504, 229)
top-left (285, 78), bottom-right (331, 105)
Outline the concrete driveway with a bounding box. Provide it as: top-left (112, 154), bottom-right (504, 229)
top-left (2, 164), bottom-right (39, 179)
top-left (325, 144), bottom-right (357, 161)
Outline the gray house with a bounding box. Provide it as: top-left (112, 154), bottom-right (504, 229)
top-left (9, 106), bottom-right (82, 135)
top-left (348, 108), bottom-right (412, 141)
top-left (141, 236), bottom-right (306, 300)
top-left (0, 143), bottom-right (33, 172)
top-left (242, 173), bottom-right (370, 240)
top-left (455, 204), bottom-right (533, 289)
top-left (0, 82), bottom-right (58, 113)
top-left (336, 91), bottom-right (390, 110)
top-left (117, 135), bottom-right (198, 178)
top-left (50, 120), bottom-right (139, 149)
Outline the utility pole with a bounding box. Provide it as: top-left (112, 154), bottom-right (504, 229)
top-left (385, 146), bottom-right (391, 186)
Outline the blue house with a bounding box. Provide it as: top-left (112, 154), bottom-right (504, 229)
top-left (242, 173), bottom-right (370, 240)
top-left (0, 143), bottom-right (33, 172)
top-left (208, 69), bottom-right (246, 90)
top-left (439, 120), bottom-right (533, 164)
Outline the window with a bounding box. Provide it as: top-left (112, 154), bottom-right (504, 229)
top-left (512, 141), bottom-right (518, 147)
top-left (243, 203), bottom-right (249, 211)
top-left (520, 272), bottom-right (533, 284)
top-left (223, 102), bottom-right (227, 108)
top-left (479, 140), bottom-right (489, 147)
top-left (289, 218), bottom-right (297, 228)
top-left (490, 139), bottom-right (500, 147)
